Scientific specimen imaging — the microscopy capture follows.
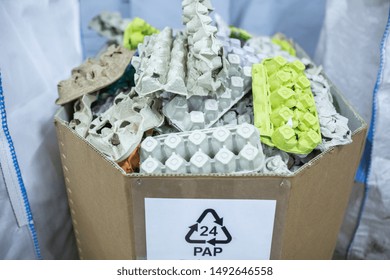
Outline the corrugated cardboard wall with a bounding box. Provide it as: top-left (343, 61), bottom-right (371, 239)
top-left (281, 129), bottom-right (366, 259)
top-left (56, 121), bottom-right (136, 259)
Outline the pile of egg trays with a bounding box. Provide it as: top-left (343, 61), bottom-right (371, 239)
top-left (162, 72), bottom-right (251, 131)
top-left (306, 71), bottom-right (352, 150)
top-left (219, 37), bottom-right (262, 66)
top-left (245, 36), bottom-right (295, 62)
top-left (208, 37), bottom-right (258, 127)
top-left (162, 41), bottom-right (258, 131)
top-left (132, 28), bottom-right (189, 96)
top-left (213, 94), bottom-right (254, 127)
top-left (183, 0), bottom-right (226, 97)
top-left (140, 123), bottom-right (265, 174)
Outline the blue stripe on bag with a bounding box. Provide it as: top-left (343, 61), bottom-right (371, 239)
top-left (0, 72), bottom-right (42, 260)
top-left (347, 6), bottom-right (390, 258)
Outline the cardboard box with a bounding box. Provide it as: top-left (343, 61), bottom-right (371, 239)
top-left (55, 38), bottom-right (367, 260)
top-left (54, 76), bottom-right (366, 259)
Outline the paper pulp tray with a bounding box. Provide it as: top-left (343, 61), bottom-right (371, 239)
top-left (54, 69), bottom-right (366, 261)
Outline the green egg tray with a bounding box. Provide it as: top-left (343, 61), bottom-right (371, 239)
top-left (252, 56), bottom-right (322, 155)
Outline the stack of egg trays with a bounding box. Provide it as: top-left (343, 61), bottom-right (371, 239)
top-left (162, 53), bottom-right (253, 132)
top-left (140, 123), bottom-right (265, 175)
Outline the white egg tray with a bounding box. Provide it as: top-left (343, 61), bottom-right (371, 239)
top-left (244, 36), bottom-right (295, 62)
top-left (140, 123), bottom-right (265, 174)
top-left (213, 94), bottom-right (254, 127)
top-left (85, 90), bottom-right (164, 162)
top-left (132, 28), bottom-right (190, 97)
top-left (162, 71), bottom-right (251, 131)
top-left (219, 37), bottom-right (262, 66)
top-left (132, 0), bottom-right (228, 98)
top-left (161, 35), bottom-right (262, 132)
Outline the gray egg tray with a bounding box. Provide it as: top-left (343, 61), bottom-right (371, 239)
top-left (213, 94), bottom-right (254, 127)
top-left (140, 123), bottom-right (265, 174)
top-left (161, 35), bottom-right (262, 132)
top-left (132, 28), bottom-right (190, 97)
top-left (162, 64), bottom-right (252, 131)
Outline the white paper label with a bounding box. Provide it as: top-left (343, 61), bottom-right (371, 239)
top-left (145, 198), bottom-right (276, 260)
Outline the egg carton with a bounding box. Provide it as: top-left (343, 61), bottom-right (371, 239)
top-left (215, 13), bottom-right (295, 63)
top-left (293, 57), bottom-right (352, 151)
top-left (166, 29), bottom-right (261, 130)
top-left (140, 123), bottom-right (265, 174)
top-left (57, 45), bottom-right (133, 105)
top-left (252, 56), bottom-right (322, 155)
top-left (89, 12), bottom-right (131, 45)
top-left (132, 0), bottom-right (228, 98)
top-left (184, 0), bottom-right (228, 97)
top-left (133, 0), bottom-right (263, 132)
top-left (306, 72), bottom-right (352, 151)
top-left (132, 28), bottom-right (189, 96)
top-left (161, 39), bottom-right (258, 131)
top-left (214, 15), bottom-right (261, 68)
top-left (262, 146), bottom-right (292, 175)
top-left (245, 36), bottom-right (296, 62)
top-left (213, 94), bottom-right (254, 127)
top-left (263, 155), bottom-right (292, 175)
top-left (162, 74), bottom-right (251, 131)
top-left (84, 90), bottom-right (164, 162)
top-left (220, 34), bottom-right (264, 80)
top-left (123, 17), bottom-right (159, 50)
top-left (91, 94), bottom-right (116, 117)
top-left (219, 37), bottom-right (261, 66)
top-left (70, 94), bottom-right (97, 138)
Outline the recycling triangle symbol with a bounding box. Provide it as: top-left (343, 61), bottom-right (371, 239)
top-left (185, 208), bottom-right (232, 246)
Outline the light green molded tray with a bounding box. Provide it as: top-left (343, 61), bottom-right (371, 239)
top-left (252, 56), bottom-right (322, 155)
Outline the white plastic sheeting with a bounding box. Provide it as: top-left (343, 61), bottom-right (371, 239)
top-left (0, 0), bottom-right (82, 259)
top-left (349, 7), bottom-right (390, 260)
